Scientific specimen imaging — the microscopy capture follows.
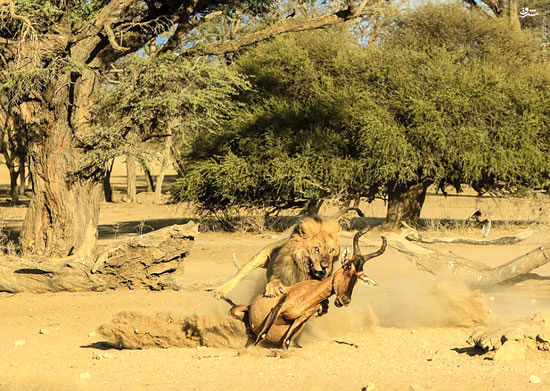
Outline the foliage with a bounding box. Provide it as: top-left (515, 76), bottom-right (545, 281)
top-left (173, 3), bottom-right (550, 215)
top-left (88, 53), bottom-right (250, 168)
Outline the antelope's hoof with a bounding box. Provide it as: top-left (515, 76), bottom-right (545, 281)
top-left (316, 299), bottom-right (329, 317)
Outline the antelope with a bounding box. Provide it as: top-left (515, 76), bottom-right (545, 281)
top-left (230, 228), bottom-right (387, 349)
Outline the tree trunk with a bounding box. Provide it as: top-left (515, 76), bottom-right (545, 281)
top-left (103, 159), bottom-right (114, 203)
top-left (154, 132), bottom-right (172, 204)
top-left (20, 137), bottom-right (102, 258)
top-left (509, 0), bottom-right (521, 31)
top-left (17, 155), bottom-right (26, 196)
top-left (303, 199), bottom-right (324, 216)
top-left (7, 165), bottom-right (19, 203)
top-left (385, 181), bottom-right (430, 229)
top-left (144, 165), bottom-right (155, 192)
top-left (126, 155), bottom-right (137, 203)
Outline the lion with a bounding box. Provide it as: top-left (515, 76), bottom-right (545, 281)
top-left (214, 216), bottom-right (341, 299)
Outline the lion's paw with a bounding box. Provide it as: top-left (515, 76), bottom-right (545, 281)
top-left (264, 279), bottom-right (287, 297)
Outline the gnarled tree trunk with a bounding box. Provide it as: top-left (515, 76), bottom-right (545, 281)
top-left (385, 181), bottom-right (431, 229)
top-left (21, 126), bottom-right (102, 258)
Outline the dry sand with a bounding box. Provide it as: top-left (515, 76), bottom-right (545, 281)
top-left (0, 162), bottom-right (549, 391)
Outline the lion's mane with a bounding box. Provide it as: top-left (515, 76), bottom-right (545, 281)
top-left (267, 216), bottom-right (340, 286)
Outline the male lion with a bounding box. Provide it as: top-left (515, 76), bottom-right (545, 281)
top-left (214, 216), bottom-right (341, 298)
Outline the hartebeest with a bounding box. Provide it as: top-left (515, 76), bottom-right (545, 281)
top-left (230, 228), bottom-right (387, 349)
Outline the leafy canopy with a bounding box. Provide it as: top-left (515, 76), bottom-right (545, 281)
top-left (173, 3), bottom-right (550, 213)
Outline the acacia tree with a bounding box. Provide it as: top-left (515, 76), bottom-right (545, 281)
top-left (174, 4), bottom-right (550, 227)
top-left (0, 0), bottom-right (381, 259)
top-left (93, 52), bottom-right (250, 203)
top-left (0, 98), bottom-right (27, 203)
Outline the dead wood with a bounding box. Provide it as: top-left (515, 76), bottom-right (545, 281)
top-left (0, 223), bottom-right (197, 293)
top-left (0, 256), bottom-right (108, 293)
top-left (380, 230), bottom-right (550, 288)
top-left (90, 222), bottom-right (197, 290)
top-left (404, 227), bottom-right (534, 245)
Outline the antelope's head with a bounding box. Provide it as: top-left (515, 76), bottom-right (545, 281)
top-left (333, 228), bottom-right (387, 308)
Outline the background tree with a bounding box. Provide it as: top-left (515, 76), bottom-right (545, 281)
top-left (0, 0), bottom-right (380, 259)
top-left (174, 3), bottom-right (550, 227)
top-left (93, 52), bottom-right (250, 203)
top-left (0, 99), bottom-right (27, 203)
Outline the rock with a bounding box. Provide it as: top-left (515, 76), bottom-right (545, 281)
top-left (80, 372), bottom-right (91, 379)
top-left (39, 328), bottom-right (49, 335)
top-left (102, 353), bottom-right (114, 359)
top-left (409, 384), bottom-right (426, 391)
top-left (529, 375), bottom-right (541, 384)
top-left (493, 340), bottom-right (527, 361)
top-left (14, 339), bottom-right (26, 346)
top-left (88, 331), bottom-right (97, 338)
top-left (362, 382), bottom-right (376, 391)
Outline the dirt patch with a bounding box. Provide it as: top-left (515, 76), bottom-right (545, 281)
top-left (98, 310), bottom-right (248, 349)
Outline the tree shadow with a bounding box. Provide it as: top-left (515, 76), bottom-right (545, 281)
top-left (98, 217), bottom-right (192, 239)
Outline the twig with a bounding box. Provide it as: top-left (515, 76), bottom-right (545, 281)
top-left (334, 340), bottom-right (359, 348)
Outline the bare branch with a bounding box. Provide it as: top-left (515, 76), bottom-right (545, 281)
top-left (0, 0), bottom-right (36, 41)
top-left (184, 3), bottom-right (385, 56)
top-left (104, 23), bottom-right (129, 51)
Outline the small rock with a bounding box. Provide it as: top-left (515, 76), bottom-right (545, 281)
top-left (14, 339), bottom-right (26, 346)
top-left (493, 340), bottom-right (527, 361)
top-left (362, 382), bottom-right (376, 391)
top-left (88, 331), bottom-right (97, 338)
top-left (80, 372), bottom-right (91, 379)
top-left (39, 328), bottom-right (49, 335)
top-left (529, 375), bottom-right (541, 384)
top-left (409, 384), bottom-right (426, 391)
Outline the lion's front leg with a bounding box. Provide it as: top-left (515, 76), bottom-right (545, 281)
top-left (264, 279), bottom-right (288, 297)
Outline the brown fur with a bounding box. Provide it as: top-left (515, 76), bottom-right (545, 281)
top-left (267, 216), bottom-right (341, 286)
top-left (214, 216), bottom-right (341, 299)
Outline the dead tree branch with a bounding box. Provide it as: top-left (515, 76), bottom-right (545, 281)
top-left (380, 229), bottom-right (550, 288)
top-left (183, 2), bottom-right (386, 56)
top-left (0, 223), bottom-right (197, 293)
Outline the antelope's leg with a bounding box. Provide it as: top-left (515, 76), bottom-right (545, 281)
top-left (213, 239), bottom-right (286, 298)
top-left (254, 296), bottom-right (287, 346)
top-left (281, 307), bottom-right (317, 350)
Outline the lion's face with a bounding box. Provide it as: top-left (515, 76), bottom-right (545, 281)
top-left (294, 217), bottom-right (340, 280)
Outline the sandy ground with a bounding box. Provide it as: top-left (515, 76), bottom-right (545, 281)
top-left (0, 162), bottom-right (549, 391)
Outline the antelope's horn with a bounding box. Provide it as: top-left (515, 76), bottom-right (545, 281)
top-left (352, 227), bottom-right (370, 256)
top-left (356, 236), bottom-right (387, 272)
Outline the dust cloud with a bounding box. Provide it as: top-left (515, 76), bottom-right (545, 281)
top-left (97, 270), bottom-right (503, 350)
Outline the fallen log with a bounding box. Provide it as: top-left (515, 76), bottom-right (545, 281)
top-left (382, 230), bottom-right (550, 288)
top-left (0, 223), bottom-right (197, 293)
top-left (405, 228), bottom-right (534, 245)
